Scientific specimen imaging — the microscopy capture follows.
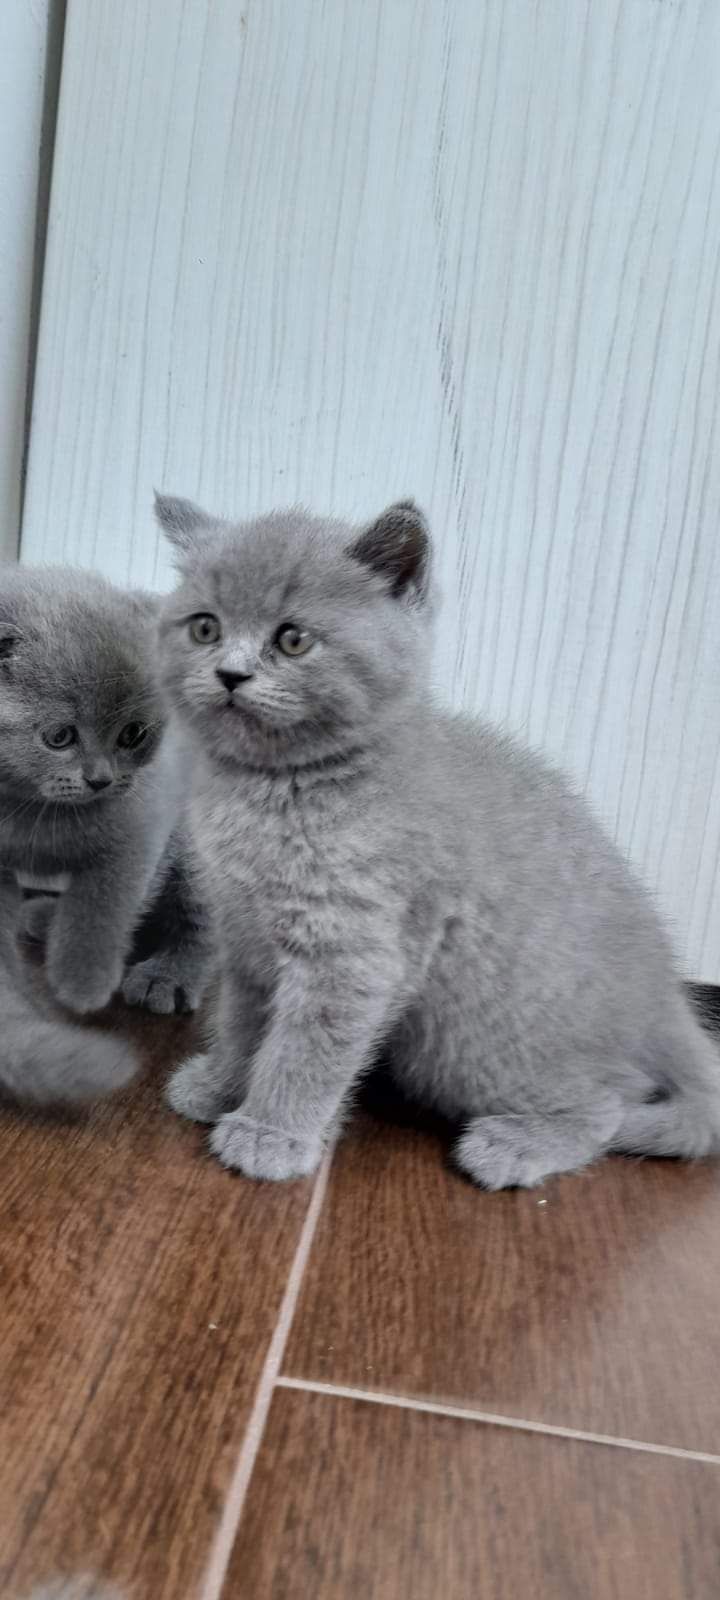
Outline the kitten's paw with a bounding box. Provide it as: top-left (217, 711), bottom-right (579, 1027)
top-left (454, 1116), bottom-right (549, 1191)
top-left (48, 956), bottom-right (123, 1016)
top-left (19, 895), bottom-right (57, 946)
top-left (122, 950), bottom-right (201, 1016)
top-left (166, 1054), bottom-right (236, 1123)
top-left (210, 1112), bottom-right (322, 1181)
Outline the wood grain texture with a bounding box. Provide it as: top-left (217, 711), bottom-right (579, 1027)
top-left (285, 1113), bottom-right (720, 1455)
top-left (223, 1387), bottom-right (720, 1599)
top-left (0, 1003), bottom-right (314, 1600)
top-left (20, 0), bottom-right (720, 976)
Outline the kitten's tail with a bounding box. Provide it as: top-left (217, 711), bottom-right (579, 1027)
top-left (613, 998), bottom-right (720, 1160)
top-left (2, 981), bottom-right (137, 1107)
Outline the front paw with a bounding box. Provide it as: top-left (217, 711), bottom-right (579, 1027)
top-left (122, 950), bottom-right (201, 1016)
top-left (166, 1054), bottom-right (238, 1124)
top-left (210, 1112), bottom-right (323, 1181)
top-left (19, 895), bottom-right (57, 946)
top-left (48, 947), bottom-right (123, 1015)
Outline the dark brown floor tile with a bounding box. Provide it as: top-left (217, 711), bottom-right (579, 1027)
top-left (0, 1010), bottom-right (313, 1600)
top-left (223, 1387), bottom-right (720, 1599)
top-left (285, 1114), bottom-right (720, 1453)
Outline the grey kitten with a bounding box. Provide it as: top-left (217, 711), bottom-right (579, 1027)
top-left (0, 565), bottom-right (209, 1104)
top-left (156, 494), bottom-right (720, 1188)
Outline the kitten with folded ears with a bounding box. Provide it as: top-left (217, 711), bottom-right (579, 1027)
top-left (156, 493), bottom-right (720, 1187)
top-left (0, 565), bottom-right (209, 1106)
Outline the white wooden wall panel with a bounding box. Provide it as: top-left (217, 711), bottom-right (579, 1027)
top-left (0, 0), bottom-right (57, 560)
top-left (21, 0), bottom-right (720, 978)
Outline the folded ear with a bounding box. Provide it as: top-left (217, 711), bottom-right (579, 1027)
top-left (347, 500), bottom-right (431, 602)
top-left (153, 492), bottom-right (217, 557)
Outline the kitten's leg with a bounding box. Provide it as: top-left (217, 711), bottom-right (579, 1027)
top-left (454, 1092), bottom-right (623, 1190)
top-left (210, 944), bottom-right (401, 1180)
top-left (611, 1086), bottom-right (720, 1160)
top-left (611, 1000), bottom-right (720, 1159)
top-left (167, 970), bottom-right (269, 1122)
top-left (19, 892), bottom-right (58, 946)
top-left (46, 854), bottom-right (156, 1014)
top-left (123, 838), bottom-right (213, 1016)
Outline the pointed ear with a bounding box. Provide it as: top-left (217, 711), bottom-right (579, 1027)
top-left (153, 492), bottom-right (216, 556)
top-left (347, 500), bottom-right (431, 601)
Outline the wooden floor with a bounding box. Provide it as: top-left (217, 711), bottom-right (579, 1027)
top-left (2, 994), bottom-right (720, 1599)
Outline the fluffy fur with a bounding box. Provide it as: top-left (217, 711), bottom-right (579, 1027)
top-left (156, 493), bottom-right (720, 1187)
top-left (0, 565), bottom-right (209, 1106)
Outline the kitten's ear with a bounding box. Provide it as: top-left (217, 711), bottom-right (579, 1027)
top-left (153, 492), bottom-right (216, 557)
top-left (348, 501), bottom-right (431, 602)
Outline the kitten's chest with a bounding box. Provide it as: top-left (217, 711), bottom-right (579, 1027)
top-left (197, 772), bottom-right (328, 889)
top-left (194, 766), bottom-right (366, 936)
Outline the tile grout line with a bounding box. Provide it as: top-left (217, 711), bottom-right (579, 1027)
top-left (275, 1376), bottom-right (720, 1467)
top-left (199, 1151), bottom-right (334, 1600)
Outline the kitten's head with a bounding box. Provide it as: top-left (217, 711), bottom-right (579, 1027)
top-left (156, 494), bottom-right (433, 767)
top-left (0, 568), bottom-right (164, 806)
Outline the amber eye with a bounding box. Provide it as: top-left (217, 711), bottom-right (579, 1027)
top-left (190, 613), bottom-right (221, 645)
top-left (117, 721), bottom-right (148, 750)
top-left (43, 724), bottom-right (77, 750)
top-left (276, 623), bottom-right (314, 657)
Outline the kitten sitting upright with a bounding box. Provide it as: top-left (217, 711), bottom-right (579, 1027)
top-left (0, 566), bottom-right (208, 1105)
top-left (156, 494), bottom-right (720, 1187)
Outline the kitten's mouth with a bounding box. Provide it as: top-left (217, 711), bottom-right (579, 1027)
top-left (55, 791), bottom-right (110, 806)
top-left (214, 696), bottom-right (296, 740)
top-left (218, 695), bottom-right (264, 725)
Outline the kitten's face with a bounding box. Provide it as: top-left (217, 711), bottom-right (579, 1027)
top-left (157, 501), bottom-right (432, 767)
top-left (0, 572), bottom-right (164, 807)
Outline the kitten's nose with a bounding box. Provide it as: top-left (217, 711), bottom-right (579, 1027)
top-left (216, 667), bottom-right (253, 693)
top-left (85, 759), bottom-right (113, 792)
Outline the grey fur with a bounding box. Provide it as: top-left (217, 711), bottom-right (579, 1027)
top-left (0, 880), bottom-right (137, 1105)
top-left (157, 496), bottom-right (720, 1187)
top-left (0, 565), bottom-right (209, 1105)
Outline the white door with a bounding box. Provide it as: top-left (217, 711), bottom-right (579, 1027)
top-left (21, 0), bottom-right (720, 979)
top-left (0, 0), bottom-right (61, 560)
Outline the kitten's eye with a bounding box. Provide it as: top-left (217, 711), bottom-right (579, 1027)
top-left (43, 724), bottom-right (77, 750)
top-left (117, 721), bottom-right (148, 750)
top-left (276, 623), bottom-right (314, 657)
top-left (189, 613), bottom-right (221, 645)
